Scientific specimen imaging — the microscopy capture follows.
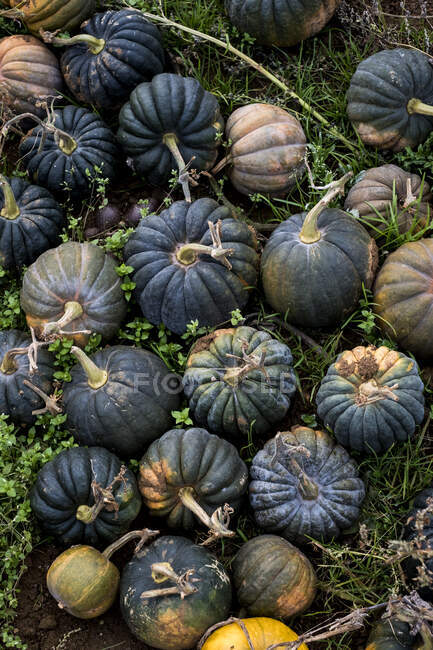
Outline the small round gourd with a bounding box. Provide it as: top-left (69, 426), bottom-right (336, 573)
top-left (48, 9), bottom-right (165, 110)
top-left (8, 0), bottom-right (95, 35)
top-left (120, 535), bottom-right (232, 650)
top-left (0, 175), bottom-right (64, 270)
top-left (249, 426), bottom-right (366, 543)
top-left (365, 618), bottom-right (417, 649)
top-left (62, 345), bottom-right (181, 458)
top-left (123, 198), bottom-right (259, 335)
top-left (374, 239), bottom-right (433, 358)
top-left (0, 35), bottom-right (63, 118)
top-left (19, 105), bottom-right (119, 198)
top-left (233, 535), bottom-right (316, 619)
top-left (182, 326), bottom-right (296, 437)
top-left (225, 0), bottom-right (340, 47)
top-left (30, 446), bottom-right (141, 546)
top-left (344, 165), bottom-right (432, 234)
top-left (402, 486), bottom-right (433, 602)
top-left (201, 617), bottom-right (308, 650)
top-left (316, 345), bottom-right (425, 454)
top-left (347, 48), bottom-right (433, 151)
top-left (20, 241), bottom-right (127, 347)
top-left (222, 104), bottom-right (307, 197)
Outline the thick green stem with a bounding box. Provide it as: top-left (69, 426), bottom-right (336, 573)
top-left (407, 98), bottom-right (433, 116)
top-left (71, 346), bottom-right (108, 389)
top-left (0, 347), bottom-right (27, 374)
top-left (178, 486), bottom-right (234, 539)
top-left (102, 528), bottom-right (159, 560)
top-left (41, 31), bottom-right (105, 55)
top-left (176, 220), bottom-right (235, 269)
top-left (162, 133), bottom-right (191, 202)
top-left (176, 242), bottom-right (221, 265)
top-left (56, 132), bottom-right (78, 155)
top-left (43, 301), bottom-right (83, 337)
top-left (299, 172), bottom-right (353, 244)
top-left (0, 174), bottom-right (20, 219)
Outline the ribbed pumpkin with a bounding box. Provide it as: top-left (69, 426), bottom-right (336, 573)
top-left (402, 486), bottom-right (433, 602)
top-left (138, 428), bottom-right (248, 537)
top-left (249, 426), bottom-right (366, 543)
top-left (374, 239), bottom-right (433, 358)
top-left (225, 0), bottom-right (340, 47)
top-left (347, 48), bottom-right (433, 151)
top-left (222, 104), bottom-right (307, 197)
top-left (117, 73), bottom-right (223, 187)
top-left (9, 0), bottom-right (95, 35)
top-left (120, 535), bottom-right (232, 650)
top-left (62, 345), bottom-right (181, 458)
top-left (316, 345), bottom-right (425, 454)
top-left (30, 446), bottom-right (141, 546)
top-left (20, 241), bottom-right (127, 347)
top-left (365, 618), bottom-right (417, 649)
top-left (0, 35), bottom-right (63, 118)
top-left (0, 329), bottom-right (54, 425)
top-left (47, 9), bottom-right (165, 110)
top-left (19, 105), bottom-right (119, 198)
top-left (233, 535), bottom-right (316, 619)
top-left (182, 326), bottom-right (296, 437)
top-left (123, 198), bottom-right (259, 335)
top-left (0, 175), bottom-right (63, 270)
top-left (201, 617), bottom-right (308, 650)
top-left (344, 165), bottom-right (432, 234)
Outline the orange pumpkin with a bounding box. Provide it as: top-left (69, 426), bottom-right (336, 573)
top-left (202, 617), bottom-right (308, 650)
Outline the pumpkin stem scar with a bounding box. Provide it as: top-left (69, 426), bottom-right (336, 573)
top-left (140, 562), bottom-right (199, 600)
top-left (178, 486), bottom-right (235, 542)
top-left (40, 30), bottom-right (106, 55)
top-left (0, 174), bottom-right (20, 219)
top-left (299, 171), bottom-right (353, 244)
top-left (71, 346), bottom-right (108, 389)
top-left (102, 528), bottom-right (159, 560)
top-left (356, 380), bottom-right (399, 405)
top-left (223, 340), bottom-right (270, 386)
top-left (76, 464), bottom-right (129, 524)
top-left (176, 219), bottom-right (235, 268)
top-left (42, 301), bottom-right (85, 338)
top-left (22, 379), bottom-right (62, 416)
top-left (162, 133), bottom-right (197, 202)
top-left (407, 98), bottom-right (433, 117)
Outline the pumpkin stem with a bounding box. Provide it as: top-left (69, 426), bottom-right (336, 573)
top-left (299, 171), bottom-right (353, 244)
top-left (223, 341), bottom-right (270, 386)
top-left (178, 486), bottom-right (235, 542)
top-left (272, 433), bottom-right (319, 500)
top-left (40, 30), bottom-right (106, 55)
top-left (0, 174), bottom-right (20, 220)
top-left (162, 133), bottom-right (199, 202)
top-left (211, 154), bottom-right (231, 175)
top-left (76, 464), bottom-right (128, 524)
top-left (176, 219), bottom-right (235, 269)
top-left (402, 177), bottom-right (417, 209)
top-left (22, 380), bottom-right (62, 416)
top-left (102, 528), bottom-right (159, 560)
top-left (356, 380), bottom-right (399, 406)
top-left (71, 346), bottom-right (108, 390)
top-left (407, 98), bottom-right (433, 117)
top-left (0, 112), bottom-right (76, 157)
top-left (140, 562), bottom-right (199, 600)
top-left (0, 347), bottom-right (27, 375)
top-left (42, 301), bottom-right (87, 339)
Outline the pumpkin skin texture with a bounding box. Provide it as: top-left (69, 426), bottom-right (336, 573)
top-left (374, 239), bottom-right (433, 359)
top-left (0, 176), bottom-right (64, 270)
top-left (402, 486), bottom-right (433, 602)
top-left (261, 207), bottom-right (378, 328)
top-left (59, 9), bottom-right (165, 110)
top-left (224, 104), bottom-right (307, 197)
top-left (0, 329), bottom-right (54, 425)
top-left (344, 165), bottom-right (432, 234)
top-left (347, 48), bottom-right (433, 152)
top-left (62, 346), bottom-right (181, 458)
top-left (0, 35), bottom-right (63, 118)
top-left (225, 0), bottom-right (339, 47)
top-left (9, 0), bottom-right (95, 35)
top-left (316, 345), bottom-right (425, 454)
top-left (30, 446), bottom-right (141, 546)
top-left (201, 617), bottom-right (308, 650)
top-left (120, 535), bottom-right (232, 649)
top-left (20, 241), bottom-right (127, 348)
top-left (233, 535), bottom-right (316, 619)
top-left (182, 326), bottom-right (296, 437)
top-left (249, 426), bottom-right (366, 543)
top-left (123, 198), bottom-right (259, 335)
top-left (138, 427), bottom-right (248, 529)
top-left (19, 106), bottom-right (119, 199)
top-left (365, 618), bottom-right (416, 650)
top-left (117, 73), bottom-right (224, 186)
top-left (46, 545), bottom-right (119, 619)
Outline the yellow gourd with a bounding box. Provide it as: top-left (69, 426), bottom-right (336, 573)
top-left (201, 617), bottom-right (308, 650)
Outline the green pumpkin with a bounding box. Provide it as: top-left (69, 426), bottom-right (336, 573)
top-left (9, 0), bottom-right (95, 35)
top-left (366, 618), bottom-right (418, 649)
top-left (316, 345), bottom-right (425, 454)
top-left (120, 535), bottom-right (232, 650)
top-left (182, 326), bottom-right (296, 437)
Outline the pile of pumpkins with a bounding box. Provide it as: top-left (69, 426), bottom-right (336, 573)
top-left (1, 0), bottom-right (433, 648)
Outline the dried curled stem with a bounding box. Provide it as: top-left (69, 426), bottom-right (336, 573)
top-left (22, 380), bottom-right (62, 416)
top-left (224, 339), bottom-right (270, 386)
top-left (198, 617), bottom-right (255, 649)
top-left (176, 219), bottom-right (235, 269)
top-left (178, 487), bottom-right (235, 545)
top-left (76, 464), bottom-right (128, 524)
top-left (102, 528), bottom-right (159, 560)
top-left (140, 562), bottom-right (199, 600)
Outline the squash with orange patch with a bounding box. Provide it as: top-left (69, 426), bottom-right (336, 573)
top-left (201, 617), bottom-right (308, 649)
top-left (9, 0), bottom-right (95, 35)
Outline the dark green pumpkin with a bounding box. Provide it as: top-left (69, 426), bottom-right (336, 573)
top-left (402, 486), bottom-right (433, 602)
top-left (120, 535), bottom-right (232, 649)
top-left (62, 345), bottom-right (181, 458)
top-left (249, 426), bottom-right (366, 543)
top-left (138, 427), bottom-right (248, 530)
top-left (182, 326), bottom-right (296, 437)
top-left (0, 175), bottom-right (64, 270)
top-left (225, 0), bottom-right (340, 47)
top-left (316, 345), bottom-right (425, 454)
top-left (55, 9), bottom-right (165, 110)
top-left (233, 535), bottom-right (316, 619)
top-left (19, 105), bottom-right (119, 199)
top-left (30, 446), bottom-right (141, 546)
top-left (117, 73), bottom-right (223, 186)
top-left (20, 241), bottom-right (127, 347)
top-left (366, 618), bottom-right (418, 649)
top-left (347, 48), bottom-right (433, 151)
top-left (124, 198), bottom-right (259, 335)
top-left (9, 0), bottom-right (95, 35)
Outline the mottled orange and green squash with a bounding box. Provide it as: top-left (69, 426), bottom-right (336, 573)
top-left (9, 0), bottom-right (95, 36)
top-left (201, 617), bottom-right (308, 649)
